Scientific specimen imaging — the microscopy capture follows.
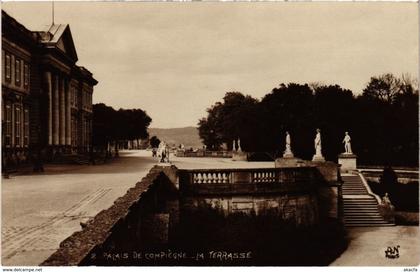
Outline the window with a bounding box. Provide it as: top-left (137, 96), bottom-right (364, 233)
top-left (15, 58), bottom-right (21, 86)
top-left (70, 87), bottom-right (74, 106)
top-left (71, 116), bottom-right (77, 147)
top-left (24, 64), bottom-right (29, 88)
top-left (5, 54), bottom-right (11, 82)
top-left (15, 106), bottom-right (21, 146)
top-left (24, 107), bottom-right (29, 147)
top-left (5, 104), bottom-right (12, 146)
top-left (75, 88), bottom-right (79, 108)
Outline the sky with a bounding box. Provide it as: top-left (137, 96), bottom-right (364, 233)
top-left (2, 2), bottom-right (418, 128)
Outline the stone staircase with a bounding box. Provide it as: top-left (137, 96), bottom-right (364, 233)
top-left (342, 175), bottom-right (394, 227)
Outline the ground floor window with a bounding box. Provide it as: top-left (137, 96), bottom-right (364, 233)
top-left (71, 116), bottom-right (77, 147)
top-left (4, 103), bottom-right (12, 147)
top-left (23, 107), bottom-right (29, 147)
top-left (14, 105), bottom-right (21, 147)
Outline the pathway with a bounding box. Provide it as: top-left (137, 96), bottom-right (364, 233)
top-left (1, 150), bottom-right (157, 266)
top-left (331, 226), bottom-right (419, 266)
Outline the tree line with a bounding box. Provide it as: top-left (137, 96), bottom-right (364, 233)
top-left (92, 103), bottom-right (152, 156)
top-left (198, 73), bottom-right (418, 166)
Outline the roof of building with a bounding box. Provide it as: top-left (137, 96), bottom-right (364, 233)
top-left (36, 23), bottom-right (79, 62)
top-left (2, 10), bottom-right (96, 84)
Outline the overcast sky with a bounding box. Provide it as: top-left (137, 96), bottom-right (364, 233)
top-left (3, 2), bottom-right (418, 128)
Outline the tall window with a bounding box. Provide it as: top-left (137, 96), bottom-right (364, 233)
top-left (24, 63), bottom-right (29, 89)
top-left (24, 107), bottom-right (29, 147)
top-left (71, 116), bottom-right (77, 147)
top-left (5, 104), bottom-right (12, 146)
top-left (15, 58), bottom-right (21, 86)
top-left (15, 106), bottom-right (21, 146)
top-left (5, 54), bottom-right (11, 82)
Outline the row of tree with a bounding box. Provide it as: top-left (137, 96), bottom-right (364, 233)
top-left (92, 103), bottom-right (152, 156)
top-left (198, 73), bottom-right (419, 166)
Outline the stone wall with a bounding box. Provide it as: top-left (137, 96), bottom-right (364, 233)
top-left (361, 170), bottom-right (419, 184)
top-left (41, 163), bottom-right (342, 266)
top-left (41, 165), bottom-right (179, 266)
top-left (182, 194), bottom-right (319, 227)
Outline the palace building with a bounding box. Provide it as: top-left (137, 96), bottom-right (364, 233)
top-left (2, 10), bottom-right (98, 170)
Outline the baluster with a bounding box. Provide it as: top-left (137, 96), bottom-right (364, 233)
top-left (210, 173), bottom-right (215, 183)
top-left (217, 173), bottom-right (222, 183)
top-left (222, 172), bottom-right (228, 183)
top-left (193, 173), bottom-right (197, 184)
top-left (202, 173), bottom-right (207, 184)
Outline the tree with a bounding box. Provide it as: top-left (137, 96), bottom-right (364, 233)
top-left (149, 136), bottom-right (161, 148)
top-left (93, 103), bottom-right (152, 157)
top-left (258, 83), bottom-right (315, 158)
top-left (197, 74), bottom-right (418, 166)
top-left (197, 92), bottom-right (259, 151)
top-left (362, 73), bottom-right (411, 103)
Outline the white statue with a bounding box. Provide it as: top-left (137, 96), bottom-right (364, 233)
top-left (232, 139), bottom-right (236, 152)
top-left (237, 138), bottom-right (242, 152)
top-left (283, 131), bottom-right (294, 157)
top-left (314, 129), bottom-right (322, 155)
top-left (312, 128), bottom-right (325, 161)
top-left (382, 193), bottom-right (392, 206)
top-left (342, 131), bottom-right (352, 154)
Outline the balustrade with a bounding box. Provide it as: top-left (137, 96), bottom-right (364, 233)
top-left (184, 167), bottom-right (317, 186)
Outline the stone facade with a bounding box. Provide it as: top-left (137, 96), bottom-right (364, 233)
top-left (2, 11), bottom-right (97, 170)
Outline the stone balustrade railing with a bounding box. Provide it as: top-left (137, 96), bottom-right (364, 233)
top-left (181, 167), bottom-right (317, 185)
top-left (176, 150), bottom-right (232, 158)
top-left (178, 167), bottom-right (321, 196)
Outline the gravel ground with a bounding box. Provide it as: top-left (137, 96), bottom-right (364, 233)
top-left (331, 226), bottom-right (420, 266)
top-left (1, 150), bottom-right (157, 266)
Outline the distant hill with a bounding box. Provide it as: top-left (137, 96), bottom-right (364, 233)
top-left (148, 127), bottom-right (203, 148)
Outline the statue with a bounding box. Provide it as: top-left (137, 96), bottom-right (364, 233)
top-left (382, 193), bottom-right (392, 206)
top-left (283, 131), bottom-right (294, 158)
top-left (314, 129), bottom-right (322, 155)
top-left (342, 131), bottom-right (352, 154)
top-left (232, 139), bottom-right (236, 152)
top-left (312, 128), bottom-right (325, 161)
top-left (237, 138), bottom-right (242, 152)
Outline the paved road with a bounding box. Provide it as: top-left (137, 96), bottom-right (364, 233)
top-left (1, 150), bottom-right (157, 266)
top-left (331, 226), bottom-right (420, 266)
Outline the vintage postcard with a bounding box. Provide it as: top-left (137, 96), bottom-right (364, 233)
top-left (1, 1), bottom-right (419, 271)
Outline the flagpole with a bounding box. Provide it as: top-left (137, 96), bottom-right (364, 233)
top-left (52, 1), bottom-right (55, 25)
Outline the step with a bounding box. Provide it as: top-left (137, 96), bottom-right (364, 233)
top-left (344, 216), bottom-right (384, 220)
top-left (343, 210), bottom-right (380, 213)
top-left (344, 202), bottom-right (378, 204)
top-left (344, 218), bottom-right (389, 222)
top-left (344, 199), bottom-right (377, 202)
top-left (345, 223), bottom-right (395, 227)
top-left (343, 206), bottom-right (379, 209)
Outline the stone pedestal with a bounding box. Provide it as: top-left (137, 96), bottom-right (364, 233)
top-left (275, 157), bottom-right (305, 167)
top-left (232, 151), bottom-right (247, 161)
top-left (338, 153), bottom-right (357, 172)
top-left (312, 154), bottom-right (325, 162)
